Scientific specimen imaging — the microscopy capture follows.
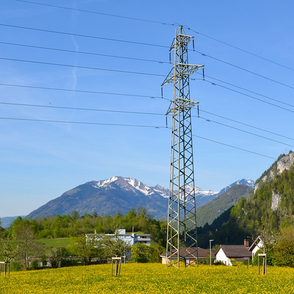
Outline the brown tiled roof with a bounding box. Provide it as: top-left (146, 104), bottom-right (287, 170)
top-left (216, 245), bottom-right (251, 258)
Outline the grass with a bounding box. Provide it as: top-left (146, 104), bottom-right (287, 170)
top-left (37, 238), bottom-right (71, 249)
top-left (1, 263), bottom-right (294, 293)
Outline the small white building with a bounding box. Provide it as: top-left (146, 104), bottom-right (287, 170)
top-left (215, 244), bottom-right (251, 266)
top-left (86, 229), bottom-right (151, 247)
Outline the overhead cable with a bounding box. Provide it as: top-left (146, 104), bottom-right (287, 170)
top-left (14, 0), bottom-right (175, 26)
top-left (14, 0), bottom-right (294, 72)
top-left (187, 26), bottom-right (294, 73)
top-left (2, 100), bottom-right (294, 147)
top-left (0, 57), bottom-right (165, 78)
top-left (1, 23), bottom-right (293, 91)
top-left (0, 23), bottom-right (168, 49)
top-left (0, 41), bottom-right (169, 64)
top-left (194, 72), bottom-right (294, 109)
top-left (0, 114), bottom-right (277, 160)
top-left (0, 82), bottom-right (166, 100)
top-left (194, 50), bottom-right (294, 91)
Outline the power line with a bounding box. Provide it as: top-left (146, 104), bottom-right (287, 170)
top-left (14, 0), bottom-right (294, 73)
top-left (186, 26), bottom-right (294, 73)
top-left (197, 115), bottom-right (294, 148)
top-left (2, 53), bottom-right (294, 111)
top-left (1, 23), bottom-right (293, 92)
top-left (3, 98), bottom-right (292, 142)
top-left (195, 72), bottom-right (294, 109)
top-left (0, 82), bottom-right (167, 100)
top-left (0, 101), bottom-right (164, 116)
top-left (0, 114), bottom-right (276, 160)
top-left (0, 41), bottom-right (169, 64)
top-left (202, 78), bottom-right (294, 114)
top-left (200, 109), bottom-right (294, 142)
top-left (0, 116), bottom-right (165, 129)
top-left (0, 57), bottom-right (165, 78)
top-left (193, 134), bottom-right (276, 160)
top-left (3, 99), bottom-right (294, 149)
top-left (194, 50), bottom-right (294, 91)
top-left (1, 54), bottom-right (293, 115)
top-left (14, 0), bottom-right (175, 26)
top-left (0, 23), bottom-right (168, 49)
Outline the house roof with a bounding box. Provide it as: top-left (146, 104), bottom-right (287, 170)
top-left (249, 236), bottom-right (263, 252)
top-left (161, 247), bottom-right (212, 259)
top-left (215, 245), bottom-right (251, 258)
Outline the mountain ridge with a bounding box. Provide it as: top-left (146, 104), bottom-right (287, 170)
top-left (26, 176), bottom-right (254, 221)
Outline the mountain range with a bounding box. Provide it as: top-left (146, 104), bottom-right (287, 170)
top-left (26, 176), bottom-right (254, 221)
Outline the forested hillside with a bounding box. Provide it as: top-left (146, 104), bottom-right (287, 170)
top-left (196, 184), bottom-right (253, 227)
top-left (198, 152), bottom-right (294, 249)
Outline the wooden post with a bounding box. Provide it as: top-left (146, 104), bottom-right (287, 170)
top-left (258, 253), bottom-right (266, 275)
top-left (111, 257), bottom-right (121, 277)
top-left (0, 262), bottom-right (10, 277)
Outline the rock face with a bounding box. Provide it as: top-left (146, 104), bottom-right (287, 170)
top-left (254, 151), bottom-right (294, 211)
top-left (277, 152), bottom-right (294, 174)
top-left (271, 192), bottom-right (281, 211)
top-left (255, 151), bottom-right (294, 192)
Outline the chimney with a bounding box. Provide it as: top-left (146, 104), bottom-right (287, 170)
top-left (244, 239), bottom-right (249, 247)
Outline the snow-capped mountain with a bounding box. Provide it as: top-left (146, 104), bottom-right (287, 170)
top-left (26, 176), bottom-right (254, 220)
top-left (217, 179), bottom-right (254, 196)
top-left (94, 176), bottom-right (169, 198)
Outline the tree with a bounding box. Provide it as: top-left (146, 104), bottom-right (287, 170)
top-left (68, 235), bottom-right (98, 265)
top-left (274, 226), bottom-right (294, 267)
top-left (0, 234), bottom-right (18, 263)
top-left (13, 222), bottom-right (45, 269)
top-left (98, 235), bottom-right (130, 259)
top-left (131, 243), bottom-right (149, 263)
top-left (47, 247), bottom-right (68, 268)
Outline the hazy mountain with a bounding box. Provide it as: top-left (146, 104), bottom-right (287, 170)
top-left (196, 184), bottom-right (253, 227)
top-left (0, 216), bottom-right (23, 229)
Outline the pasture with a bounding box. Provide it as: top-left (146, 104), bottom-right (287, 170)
top-left (1, 263), bottom-right (294, 293)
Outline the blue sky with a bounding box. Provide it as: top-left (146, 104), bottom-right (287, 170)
top-left (1, 0), bottom-right (294, 217)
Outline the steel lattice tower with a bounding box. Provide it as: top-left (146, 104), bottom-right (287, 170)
top-left (162, 26), bottom-right (204, 268)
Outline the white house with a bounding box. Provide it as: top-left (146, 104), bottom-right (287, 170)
top-left (215, 245), bottom-right (251, 266)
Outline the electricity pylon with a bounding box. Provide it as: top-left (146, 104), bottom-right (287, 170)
top-left (162, 25), bottom-right (204, 268)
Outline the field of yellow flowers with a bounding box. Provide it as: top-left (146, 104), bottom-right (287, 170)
top-left (1, 263), bottom-right (294, 293)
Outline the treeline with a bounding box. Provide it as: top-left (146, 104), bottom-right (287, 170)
top-left (2, 207), bottom-right (167, 246)
top-left (0, 208), bottom-right (166, 270)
